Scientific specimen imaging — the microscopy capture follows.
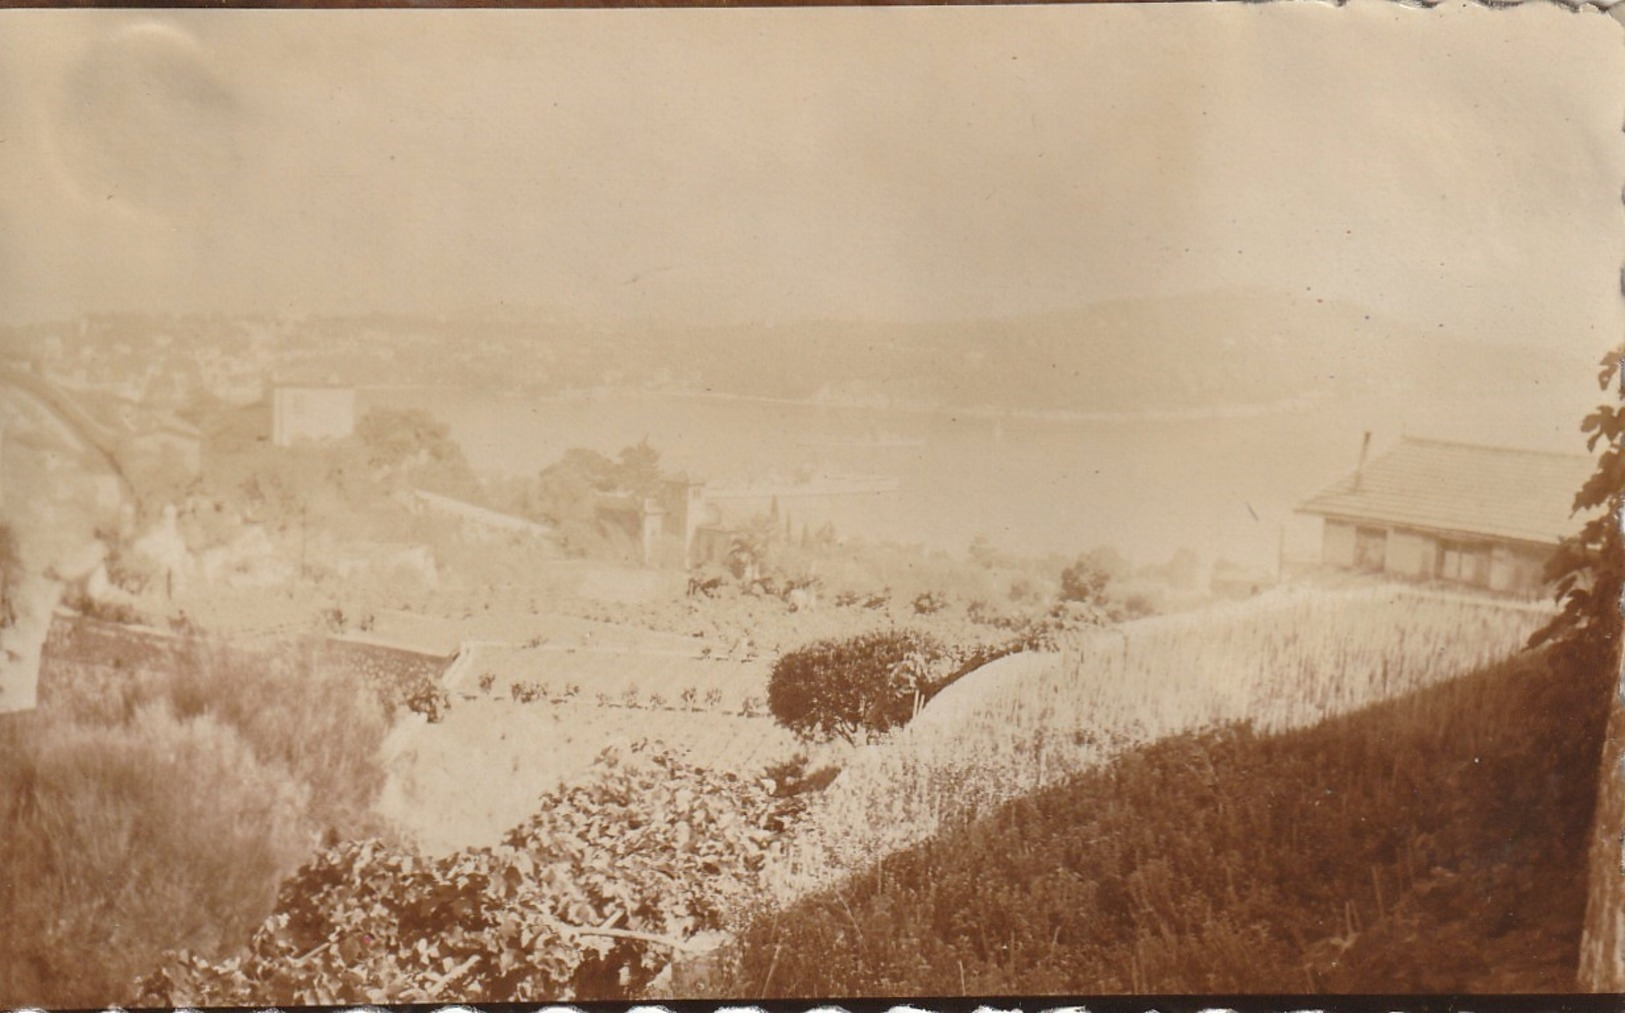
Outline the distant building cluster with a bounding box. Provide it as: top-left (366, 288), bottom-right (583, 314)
top-left (1297, 436), bottom-right (1592, 596)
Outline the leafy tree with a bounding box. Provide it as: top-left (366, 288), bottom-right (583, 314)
top-left (614, 439), bottom-right (664, 499)
top-left (767, 630), bottom-right (950, 744)
top-left (535, 448), bottom-right (615, 517)
top-left (526, 443), bottom-right (672, 558)
top-left (1530, 346), bottom-right (1624, 672)
top-left (353, 407), bottom-right (475, 496)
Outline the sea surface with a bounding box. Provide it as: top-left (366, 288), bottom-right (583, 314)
top-left (365, 375), bottom-right (1592, 572)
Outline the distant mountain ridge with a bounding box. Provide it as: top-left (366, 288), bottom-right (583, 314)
top-left (2, 291), bottom-right (1592, 419)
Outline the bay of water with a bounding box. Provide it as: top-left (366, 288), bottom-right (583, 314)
top-left (365, 379), bottom-right (1590, 572)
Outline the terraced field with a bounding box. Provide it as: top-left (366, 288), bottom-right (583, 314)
top-left (378, 645), bottom-right (795, 855)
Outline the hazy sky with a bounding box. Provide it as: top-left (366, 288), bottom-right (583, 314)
top-left (0, 2), bottom-right (1620, 341)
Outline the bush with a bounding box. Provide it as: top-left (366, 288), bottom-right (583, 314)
top-left (766, 630), bottom-right (950, 744)
top-left (910, 591), bottom-right (947, 616)
top-left (0, 708), bottom-right (312, 1009)
top-left (1, 626), bottom-right (390, 1008)
top-left (404, 681), bottom-right (451, 723)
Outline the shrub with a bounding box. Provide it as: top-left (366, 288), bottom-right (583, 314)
top-left (2, 628), bottom-right (390, 1009)
top-left (0, 708), bottom-right (311, 1009)
top-left (766, 630), bottom-right (950, 744)
top-left (910, 591), bottom-right (947, 616)
top-left (404, 682), bottom-right (451, 723)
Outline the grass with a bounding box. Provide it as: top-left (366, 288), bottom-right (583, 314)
top-left (714, 640), bottom-right (1610, 997)
top-left (768, 585), bottom-right (1546, 893)
top-left (0, 616), bottom-right (393, 1008)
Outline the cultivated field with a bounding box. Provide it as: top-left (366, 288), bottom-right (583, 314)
top-left (377, 643), bottom-right (798, 855)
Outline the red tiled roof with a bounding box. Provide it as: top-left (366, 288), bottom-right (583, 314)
top-left (1296, 437), bottom-right (1594, 546)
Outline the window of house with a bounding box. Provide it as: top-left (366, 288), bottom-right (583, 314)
top-left (1438, 540), bottom-right (1491, 586)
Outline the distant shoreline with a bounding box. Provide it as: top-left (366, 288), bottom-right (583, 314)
top-left (362, 383), bottom-right (1328, 427)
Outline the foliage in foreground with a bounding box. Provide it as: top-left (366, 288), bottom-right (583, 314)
top-left (722, 647), bottom-right (1610, 997)
top-left (1531, 345), bottom-right (1624, 673)
top-left (133, 744), bottom-right (797, 1006)
top-left (0, 622), bottom-right (390, 1009)
top-left (1535, 344), bottom-right (1625, 990)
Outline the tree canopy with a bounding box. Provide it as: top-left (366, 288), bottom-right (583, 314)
top-left (354, 407), bottom-right (477, 496)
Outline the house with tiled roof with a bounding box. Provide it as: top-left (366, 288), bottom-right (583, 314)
top-left (1296, 436), bottom-right (1593, 594)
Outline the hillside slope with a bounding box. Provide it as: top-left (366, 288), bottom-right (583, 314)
top-left (767, 586), bottom-right (1545, 898)
top-left (717, 645), bottom-right (1611, 998)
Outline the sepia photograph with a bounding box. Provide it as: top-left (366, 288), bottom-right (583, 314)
top-left (1, 0), bottom-right (1623, 1007)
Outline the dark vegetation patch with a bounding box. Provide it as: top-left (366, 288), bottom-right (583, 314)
top-left (766, 627), bottom-right (1056, 745)
top-left (720, 647), bottom-right (1610, 997)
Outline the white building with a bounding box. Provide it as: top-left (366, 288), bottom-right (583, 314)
top-left (271, 384), bottom-right (356, 447)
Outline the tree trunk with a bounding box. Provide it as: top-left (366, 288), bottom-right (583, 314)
top-left (1579, 636), bottom-right (1625, 990)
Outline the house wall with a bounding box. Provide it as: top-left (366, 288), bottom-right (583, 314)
top-left (1384, 529), bottom-right (1436, 579)
top-left (1321, 520), bottom-right (1357, 568)
top-left (1319, 513), bottom-right (1554, 595)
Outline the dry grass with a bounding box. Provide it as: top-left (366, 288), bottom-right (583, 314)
top-left (719, 639), bottom-right (1608, 997)
top-left (768, 584), bottom-right (1546, 897)
top-left (0, 618), bottom-right (392, 1008)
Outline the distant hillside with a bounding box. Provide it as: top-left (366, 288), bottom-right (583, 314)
top-left (3, 292), bottom-right (1591, 418)
top-left (650, 288), bottom-right (1598, 416)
